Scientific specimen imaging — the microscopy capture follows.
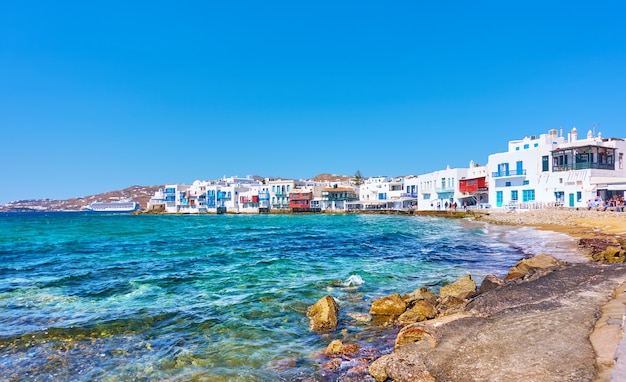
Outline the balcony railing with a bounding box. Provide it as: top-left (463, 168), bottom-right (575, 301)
top-left (435, 187), bottom-right (455, 193)
top-left (491, 169), bottom-right (527, 178)
top-left (553, 163), bottom-right (615, 171)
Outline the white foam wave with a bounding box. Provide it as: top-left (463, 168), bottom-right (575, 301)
top-left (343, 275), bottom-right (364, 287)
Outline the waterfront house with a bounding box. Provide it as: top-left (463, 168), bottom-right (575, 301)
top-left (458, 161), bottom-right (489, 208)
top-left (487, 128), bottom-right (626, 209)
top-left (416, 166), bottom-right (469, 210)
top-left (289, 189), bottom-right (320, 212)
top-left (317, 185), bottom-right (359, 211)
top-left (266, 178), bottom-right (300, 210)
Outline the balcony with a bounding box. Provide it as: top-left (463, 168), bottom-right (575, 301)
top-left (435, 187), bottom-right (455, 193)
top-left (491, 169), bottom-right (527, 178)
top-left (553, 162), bottom-right (614, 171)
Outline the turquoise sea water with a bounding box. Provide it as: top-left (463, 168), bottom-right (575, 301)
top-left (0, 213), bottom-right (575, 381)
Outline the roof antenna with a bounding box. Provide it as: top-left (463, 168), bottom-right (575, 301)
top-left (592, 123), bottom-right (599, 137)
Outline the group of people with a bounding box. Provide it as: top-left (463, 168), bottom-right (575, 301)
top-left (587, 196), bottom-right (625, 212)
top-left (433, 201), bottom-right (466, 211)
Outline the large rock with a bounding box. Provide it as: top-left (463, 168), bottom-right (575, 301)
top-left (436, 295), bottom-right (467, 316)
top-left (306, 295), bottom-right (339, 332)
top-left (370, 293), bottom-right (407, 316)
top-left (394, 324), bottom-right (437, 350)
top-left (439, 274), bottom-right (476, 300)
top-left (403, 287), bottom-right (437, 306)
top-left (369, 354), bottom-right (435, 382)
top-left (397, 299), bottom-right (438, 326)
top-left (592, 246), bottom-right (626, 263)
top-left (479, 274), bottom-right (505, 294)
top-left (505, 253), bottom-right (562, 281)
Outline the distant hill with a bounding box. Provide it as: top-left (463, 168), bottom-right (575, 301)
top-left (0, 185), bottom-right (163, 212)
top-left (312, 173), bottom-right (352, 182)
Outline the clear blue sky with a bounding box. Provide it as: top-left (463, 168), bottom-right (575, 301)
top-left (1, 1), bottom-right (625, 203)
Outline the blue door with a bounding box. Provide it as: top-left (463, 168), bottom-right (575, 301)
top-left (496, 191), bottom-right (503, 207)
top-left (569, 193), bottom-right (575, 207)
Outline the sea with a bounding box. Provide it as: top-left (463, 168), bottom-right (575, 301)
top-left (0, 212), bottom-right (583, 381)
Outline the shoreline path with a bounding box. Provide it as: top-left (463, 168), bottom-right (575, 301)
top-left (471, 209), bottom-right (626, 382)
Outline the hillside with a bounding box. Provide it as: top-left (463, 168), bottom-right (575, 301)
top-left (312, 173), bottom-right (353, 182)
top-left (0, 185), bottom-right (163, 212)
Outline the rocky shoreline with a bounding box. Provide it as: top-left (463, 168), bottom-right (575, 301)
top-left (306, 208), bottom-right (626, 381)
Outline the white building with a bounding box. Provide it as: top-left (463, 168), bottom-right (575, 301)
top-left (487, 128), bottom-right (626, 209)
top-left (155, 176), bottom-right (266, 214)
top-left (266, 178), bottom-right (300, 210)
top-left (344, 176), bottom-right (416, 210)
top-left (417, 166), bottom-right (469, 210)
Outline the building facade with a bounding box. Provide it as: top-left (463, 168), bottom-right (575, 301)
top-left (487, 128), bottom-right (626, 209)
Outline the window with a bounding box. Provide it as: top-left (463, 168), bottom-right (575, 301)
top-left (505, 181), bottom-right (511, 187)
top-left (499, 163), bottom-right (509, 176)
top-left (534, 143), bottom-right (539, 147)
top-left (523, 144), bottom-right (529, 149)
top-left (523, 180), bottom-right (529, 185)
top-left (620, 153), bottom-right (624, 169)
top-left (577, 191), bottom-right (582, 202)
top-left (516, 147), bottom-right (520, 151)
top-left (424, 194), bottom-right (430, 200)
top-left (555, 191), bottom-right (564, 203)
top-left (522, 190), bottom-right (535, 202)
top-left (542, 156), bottom-right (549, 172)
top-left (511, 190), bottom-right (518, 201)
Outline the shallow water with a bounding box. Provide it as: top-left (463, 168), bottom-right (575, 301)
top-left (0, 213), bottom-right (582, 381)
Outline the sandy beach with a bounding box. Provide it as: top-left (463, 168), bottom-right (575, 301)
top-left (471, 208), bottom-right (626, 240)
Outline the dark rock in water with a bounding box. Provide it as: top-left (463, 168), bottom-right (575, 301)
top-left (369, 353), bottom-right (435, 382)
top-left (479, 274), bottom-right (505, 294)
top-left (370, 293), bottom-right (407, 316)
top-left (322, 339), bottom-right (360, 358)
top-left (306, 295), bottom-right (339, 333)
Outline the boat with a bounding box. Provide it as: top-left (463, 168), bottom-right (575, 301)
top-left (84, 200), bottom-right (139, 213)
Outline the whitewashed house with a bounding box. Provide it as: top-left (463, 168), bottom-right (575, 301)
top-left (487, 128), bottom-right (626, 209)
top-left (417, 166), bottom-right (469, 210)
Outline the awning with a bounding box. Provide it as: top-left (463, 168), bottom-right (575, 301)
top-left (607, 184), bottom-right (626, 191)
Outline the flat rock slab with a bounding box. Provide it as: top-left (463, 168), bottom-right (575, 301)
top-left (378, 263), bottom-right (626, 382)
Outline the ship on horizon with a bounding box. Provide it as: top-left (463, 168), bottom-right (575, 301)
top-left (83, 200), bottom-right (139, 213)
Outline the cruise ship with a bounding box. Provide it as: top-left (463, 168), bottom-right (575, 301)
top-left (84, 200), bottom-right (139, 213)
